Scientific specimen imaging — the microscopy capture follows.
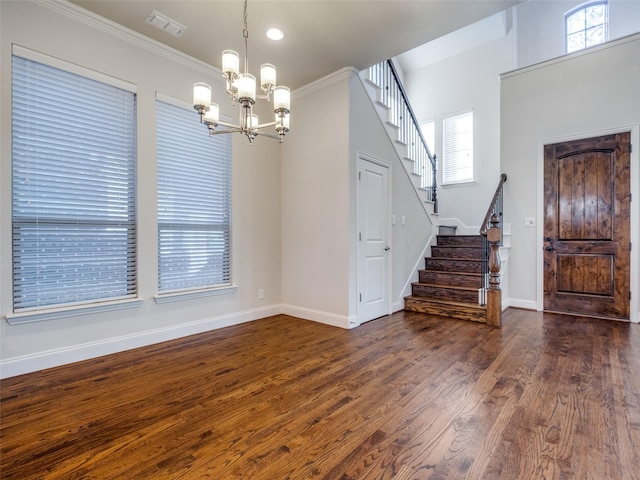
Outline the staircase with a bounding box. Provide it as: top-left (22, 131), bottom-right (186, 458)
top-left (404, 234), bottom-right (488, 323)
top-left (361, 59), bottom-right (506, 327)
top-left (362, 60), bottom-right (437, 212)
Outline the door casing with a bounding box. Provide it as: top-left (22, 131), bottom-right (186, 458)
top-left (536, 126), bottom-right (639, 323)
top-left (356, 153), bottom-right (391, 325)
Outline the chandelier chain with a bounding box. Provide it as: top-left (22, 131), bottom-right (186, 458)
top-left (243, 0), bottom-right (249, 73)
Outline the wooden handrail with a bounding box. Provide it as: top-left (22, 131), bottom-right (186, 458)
top-left (480, 173), bottom-right (507, 235)
top-left (385, 61), bottom-right (437, 175)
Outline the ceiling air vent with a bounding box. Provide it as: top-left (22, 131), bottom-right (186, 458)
top-left (145, 10), bottom-right (186, 38)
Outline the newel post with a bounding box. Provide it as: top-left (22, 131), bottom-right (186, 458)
top-left (486, 213), bottom-right (502, 327)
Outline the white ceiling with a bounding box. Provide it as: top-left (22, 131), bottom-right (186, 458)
top-left (69, 0), bottom-right (521, 90)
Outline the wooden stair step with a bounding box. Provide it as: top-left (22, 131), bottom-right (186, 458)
top-left (424, 257), bottom-right (483, 274)
top-left (404, 296), bottom-right (486, 323)
top-left (431, 245), bottom-right (483, 260)
top-left (411, 283), bottom-right (480, 303)
top-left (436, 235), bottom-right (483, 247)
top-left (418, 270), bottom-right (483, 288)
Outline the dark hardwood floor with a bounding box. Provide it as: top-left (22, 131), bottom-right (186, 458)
top-left (1, 309), bottom-right (639, 479)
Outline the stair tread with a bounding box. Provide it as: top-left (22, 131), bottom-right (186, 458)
top-left (419, 270), bottom-right (483, 276)
top-left (437, 236), bottom-right (481, 239)
top-left (411, 282), bottom-right (479, 291)
top-left (427, 257), bottom-right (483, 261)
top-left (405, 296), bottom-right (486, 310)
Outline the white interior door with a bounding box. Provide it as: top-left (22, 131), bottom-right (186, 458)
top-left (357, 156), bottom-right (390, 323)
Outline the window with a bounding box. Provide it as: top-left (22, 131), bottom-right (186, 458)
top-left (566, 1), bottom-right (608, 53)
top-left (420, 119), bottom-right (435, 157)
top-left (442, 111), bottom-right (473, 185)
top-left (156, 98), bottom-right (232, 293)
top-left (11, 52), bottom-right (137, 312)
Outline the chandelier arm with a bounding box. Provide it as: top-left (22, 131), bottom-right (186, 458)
top-left (252, 120), bottom-right (279, 130)
top-left (254, 131), bottom-right (282, 141)
top-left (212, 119), bottom-right (243, 130)
top-left (207, 128), bottom-right (243, 136)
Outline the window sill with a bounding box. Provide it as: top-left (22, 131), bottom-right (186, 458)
top-left (441, 180), bottom-right (476, 188)
top-left (5, 297), bottom-right (143, 325)
top-left (154, 285), bottom-right (237, 304)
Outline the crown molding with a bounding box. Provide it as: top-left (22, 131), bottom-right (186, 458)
top-left (501, 32), bottom-right (640, 80)
top-left (293, 67), bottom-right (359, 100)
top-left (33, 0), bottom-right (218, 77)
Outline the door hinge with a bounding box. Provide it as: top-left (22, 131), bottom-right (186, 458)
top-left (629, 143), bottom-right (633, 153)
top-left (359, 232), bottom-right (362, 241)
top-left (359, 171), bottom-right (362, 181)
top-left (359, 293), bottom-right (362, 302)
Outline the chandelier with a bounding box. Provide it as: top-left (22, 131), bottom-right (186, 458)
top-left (192, 0), bottom-right (290, 144)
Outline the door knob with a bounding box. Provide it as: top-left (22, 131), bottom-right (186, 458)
top-left (545, 237), bottom-right (552, 242)
top-left (384, 246), bottom-right (390, 251)
top-left (545, 246), bottom-right (555, 251)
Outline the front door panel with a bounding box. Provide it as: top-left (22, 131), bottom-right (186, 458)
top-left (543, 132), bottom-right (631, 319)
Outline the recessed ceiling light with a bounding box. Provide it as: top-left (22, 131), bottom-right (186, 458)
top-left (266, 28), bottom-right (284, 41)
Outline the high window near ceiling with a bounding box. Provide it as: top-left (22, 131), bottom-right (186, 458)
top-left (442, 110), bottom-right (473, 185)
top-left (11, 50), bottom-right (137, 315)
top-left (566, 1), bottom-right (608, 53)
top-left (156, 98), bottom-right (232, 296)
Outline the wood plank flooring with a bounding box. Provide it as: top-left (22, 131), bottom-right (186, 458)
top-left (1, 309), bottom-right (639, 479)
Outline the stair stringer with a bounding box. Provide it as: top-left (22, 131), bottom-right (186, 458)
top-left (357, 71), bottom-right (435, 218)
top-left (395, 233), bottom-right (438, 312)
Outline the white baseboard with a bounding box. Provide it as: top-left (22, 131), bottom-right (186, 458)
top-left (505, 298), bottom-right (539, 311)
top-left (392, 300), bottom-right (404, 313)
top-left (0, 304), bottom-right (283, 379)
top-left (281, 304), bottom-right (355, 329)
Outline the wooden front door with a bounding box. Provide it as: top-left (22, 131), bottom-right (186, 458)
top-left (543, 132), bottom-right (631, 320)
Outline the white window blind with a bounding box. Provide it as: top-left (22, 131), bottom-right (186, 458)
top-left (11, 54), bottom-right (137, 312)
top-left (442, 111), bottom-right (473, 185)
top-left (156, 99), bottom-right (232, 293)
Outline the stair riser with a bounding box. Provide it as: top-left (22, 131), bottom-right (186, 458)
top-left (425, 258), bottom-right (483, 274)
top-left (404, 298), bottom-right (486, 323)
top-left (436, 235), bottom-right (483, 247)
top-left (418, 271), bottom-right (482, 288)
top-left (431, 246), bottom-right (483, 260)
top-left (411, 284), bottom-right (479, 303)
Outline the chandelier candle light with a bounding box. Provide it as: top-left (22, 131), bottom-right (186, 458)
top-left (193, 0), bottom-right (290, 144)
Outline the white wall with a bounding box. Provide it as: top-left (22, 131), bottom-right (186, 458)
top-left (515, 0), bottom-right (640, 68)
top-left (401, 17), bottom-right (515, 230)
top-left (501, 35), bottom-right (640, 320)
top-left (0, 1), bottom-right (282, 377)
top-left (280, 72), bottom-right (352, 326)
